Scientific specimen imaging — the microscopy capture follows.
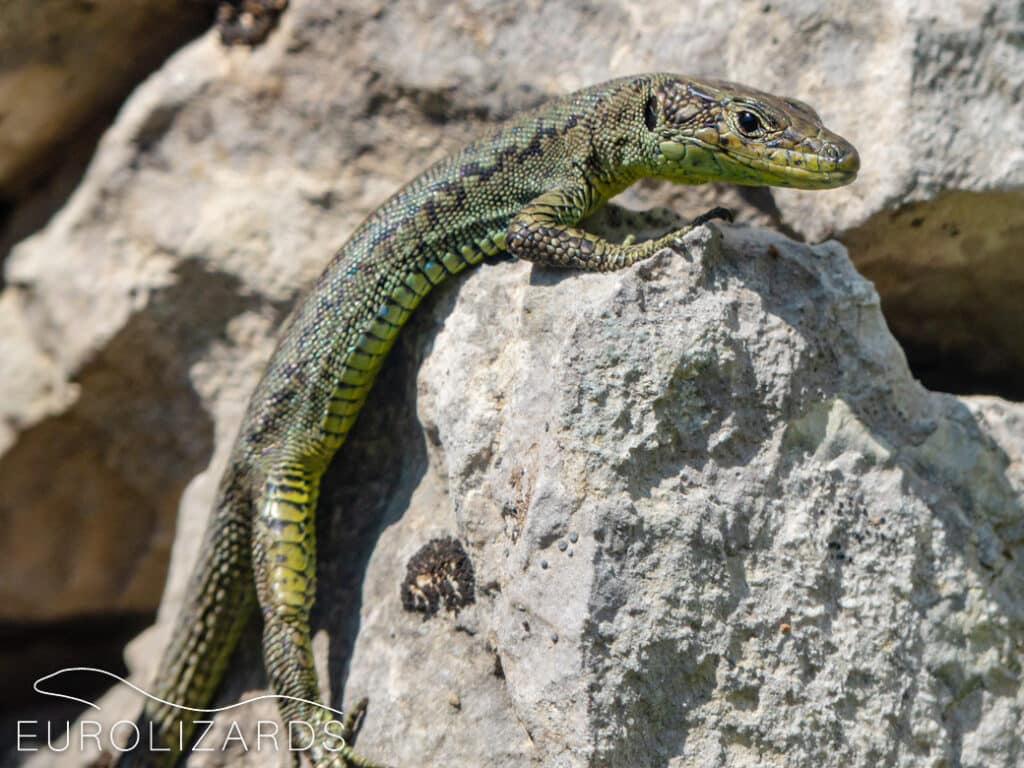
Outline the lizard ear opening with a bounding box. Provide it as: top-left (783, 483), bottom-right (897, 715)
top-left (643, 94), bottom-right (659, 131)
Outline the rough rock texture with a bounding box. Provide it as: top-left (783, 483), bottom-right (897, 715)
top-left (2, 0), bottom-right (1023, 764)
top-left (0, 0), bottom-right (216, 264)
top-left (836, 6), bottom-right (1024, 398)
top-left (29, 226), bottom-right (1024, 768)
top-left (3, 0), bottom-right (1022, 624)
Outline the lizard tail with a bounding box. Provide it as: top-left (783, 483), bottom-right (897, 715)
top-left (118, 462), bottom-right (257, 767)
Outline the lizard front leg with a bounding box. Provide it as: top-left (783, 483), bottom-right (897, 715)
top-left (506, 187), bottom-right (730, 271)
top-left (254, 460), bottom-right (389, 768)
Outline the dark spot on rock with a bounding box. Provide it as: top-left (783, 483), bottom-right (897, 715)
top-left (910, 217), bottom-right (925, 228)
top-left (401, 536), bottom-right (475, 618)
top-left (217, 0), bottom-right (289, 47)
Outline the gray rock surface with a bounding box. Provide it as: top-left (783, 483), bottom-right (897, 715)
top-left (329, 227), bottom-right (1024, 768)
top-left (3, 0), bottom-right (1022, 624)
top-left (0, 0), bottom-right (214, 263)
top-left (28, 225), bottom-right (1024, 768)
top-left (2, 0), bottom-right (1023, 765)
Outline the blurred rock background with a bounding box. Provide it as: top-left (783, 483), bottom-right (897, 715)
top-left (0, 0), bottom-right (1021, 766)
top-left (0, 0), bottom-right (219, 750)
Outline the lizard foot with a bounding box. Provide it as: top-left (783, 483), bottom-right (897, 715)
top-left (310, 698), bottom-right (393, 768)
top-left (339, 697), bottom-right (369, 744)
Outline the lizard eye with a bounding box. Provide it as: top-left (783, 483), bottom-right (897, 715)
top-left (644, 95), bottom-right (659, 131)
top-left (737, 110), bottom-right (763, 135)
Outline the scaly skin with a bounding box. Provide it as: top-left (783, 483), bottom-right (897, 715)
top-left (122, 74), bottom-right (858, 767)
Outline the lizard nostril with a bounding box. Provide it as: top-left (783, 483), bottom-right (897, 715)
top-left (837, 146), bottom-right (860, 174)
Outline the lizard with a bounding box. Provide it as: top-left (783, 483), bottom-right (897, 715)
top-left (120, 73), bottom-right (858, 767)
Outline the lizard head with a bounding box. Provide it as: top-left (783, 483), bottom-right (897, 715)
top-left (641, 75), bottom-right (859, 189)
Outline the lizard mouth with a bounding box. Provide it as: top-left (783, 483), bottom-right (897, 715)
top-left (659, 139), bottom-right (859, 190)
top-left (759, 159), bottom-right (857, 187)
top-left (730, 142), bottom-right (860, 189)
top-left (726, 151), bottom-right (858, 189)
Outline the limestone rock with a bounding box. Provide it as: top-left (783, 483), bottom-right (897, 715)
top-left (330, 228), bottom-right (1024, 768)
top-left (844, 190), bottom-right (1024, 398)
top-left (31, 225), bottom-right (1024, 768)
top-left (0, 0), bottom-right (214, 261)
top-left (2, 1), bottom-right (1022, 764)
top-left (3, 0), bottom-right (1021, 623)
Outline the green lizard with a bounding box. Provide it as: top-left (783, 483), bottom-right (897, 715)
top-left (121, 73), bottom-right (858, 767)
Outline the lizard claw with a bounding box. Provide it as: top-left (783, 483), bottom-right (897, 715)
top-left (313, 750), bottom-right (393, 768)
top-left (311, 698), bottom-right (392, 768)
top-left (691, 206), bottom-right (734, 226)
top-left (340, 697), bottom-right (369, 743)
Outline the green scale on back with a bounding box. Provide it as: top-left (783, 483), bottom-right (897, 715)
top-left (121, 73), bottom-right (858, 767)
